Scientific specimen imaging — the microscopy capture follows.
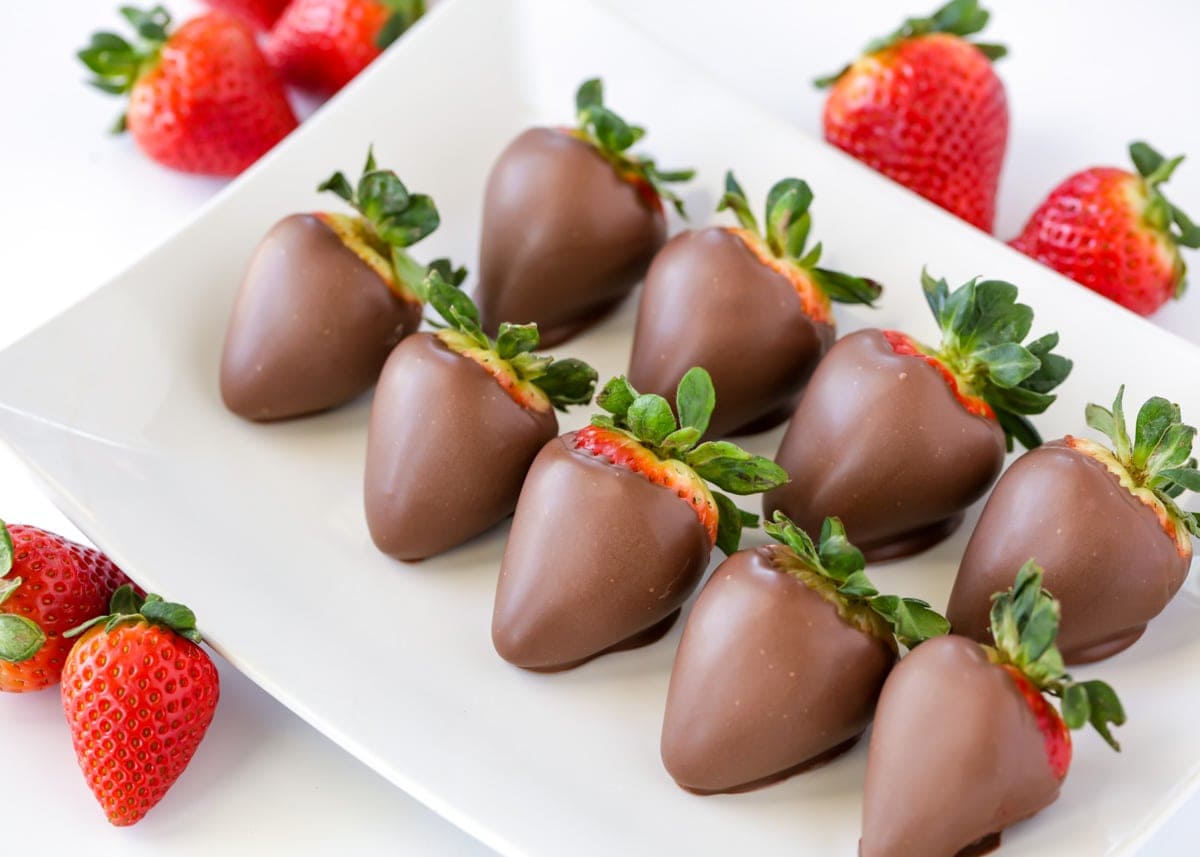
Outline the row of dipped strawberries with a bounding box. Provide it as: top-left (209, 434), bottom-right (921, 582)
top-left (215, 74), bottom-right (1199, 856)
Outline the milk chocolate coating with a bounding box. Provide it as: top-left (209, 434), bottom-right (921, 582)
top-left (861, 635), bottom-right (1061, 857)
top-left (220, 214), bottom-right (420, 421)
top-left (364, 333), bottom-right (559, 561)
top-left (492, 433), bottom-right (711, 670)
top-left (947, 440), bottom-right (1191, 664)
top-left (764, 329), bottom-right (1006, 561)
top-left (628, 228), bottom-right (834, 439)
top-left (661, 545), bottom-right (895, 794)
top-left (476, 128), bottom-right (667, 347)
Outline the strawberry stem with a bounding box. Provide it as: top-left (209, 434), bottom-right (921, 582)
top-left (77, 5), bottom-right (172, 133)
top-left (64, 584), bottom-right (203, 645)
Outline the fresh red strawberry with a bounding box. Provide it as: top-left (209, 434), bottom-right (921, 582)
top-left (662, 513), bottom-right (947, 795)
top-left (492, 369), bottom-right (788, 671)
top-left (265, 0), bottom-right (426, 95)
top-left (1010, 142), bottom-right (1200, 315)
top-left (861, 561), bottom-right (1123, 857)
top-left (201, 0), bottom-right (290, 30)
top-left (61, 586), bottom-right (220, 827)
top-left (221, 148), bottom-right (450, 421)
top-left (817, 0), bottom-right (1008, 232)
top-left (365, 272), bottom-right (597, 561)
top-left (78, 6), bottom-right (298, 177)
top-left (476, 78), bottom-right (694, 347)
top-left (0, 521), bottom-right (134, 693)
top-left (949, 386), bottom-right (1199, 664)
top-left (628, 173), bottom-right (881, 438)
top-left (765, 270), bottom-right (1072, 560)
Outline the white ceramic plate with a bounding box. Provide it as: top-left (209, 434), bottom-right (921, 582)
top-left (1, 0), bottom-right (1197, 854)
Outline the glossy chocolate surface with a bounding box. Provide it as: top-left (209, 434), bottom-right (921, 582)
top-left (947, 440), bottom-right (1191, 664)
top-left (364, 333), bottom-right (558, 562)
top-left (861, 635), bottom-right (1061, 857)
top-left (764, 329), bottom-right (1006, 561)
top-left (220, 214), bottom-right (420, 421)
top-left (628, 228), bottom-right (834, 438)
top-left (492, 432), bottom-right (711, 670)
top-left (476, 128), bottom-right (666, 347)
top-left (661, 545), bottom-right (894, 794)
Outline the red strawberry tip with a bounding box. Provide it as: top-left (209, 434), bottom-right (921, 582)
top-left (914, 268), bottom-right (1072, 451)
top-left (717, 171), bottom-right (882, 324)
top-left (814, 0), bottom-right (1006, 88)
top-left (763, 512), bottom-right (949, 648)
top-left (375, 0), bottom-right (428, 49)
top-left (65, 584), bottom-right (203, 646)
top-left (589, 369), bottom-right (788, 554)
top-left (572, 78), bottom-right (694, 217)
top-left (423, 270), bottom-right (598, 412)
top-left (984, 559), bottom-right (1126, 754)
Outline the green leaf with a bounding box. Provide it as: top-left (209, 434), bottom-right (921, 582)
top-left (141, 598), bottom-right (197, 633)
top-left (817, 516), bottom-right (865, 580)
top-left (425, 257), bottom-right (468, 287)
top-left (660, 426), bottom-right (702, 455)
top-left (811, 268), bottom-right (882, 306)
top-left (596, 376), bottom-right (638, 421)
top-left (0, 614), bottom-right (46, 663)
top-left (376, 0), bottom-right (426, 48)
top-left (357, 169), bottom-right (411, 223)
top-left (686, 441), bottom-right (751, 468)
top-left (1079, 680), bottom-right (1126, 751)
top-left (532, 358), bottom-right (597, 410)
top-left (0, 520), bottom-right (12, 578)
top-left (764, 179), bottom-right (813, 258)
top-left (108, 583), bottom-right (143, 616)
top-left (921, 268), bottom-right (950, 322)
top-left (763, 510), bottom-right (818, 559)
top-left (973, 42), bottom-right (1007, 60)
top-left (627, 394), bottom-right (677, 445)
top-left (975, 343), bottom-right (1039, 388)
top-left (376, 193), bottom-right (440, 247)
top-left (713, 492), bottom-right (746, 556)
top-left (871, 597), bottom-right (950, 649)
top-left (1133, 396), bottom-right (1180, 469)
top-left (785, 211), bottom-right (812, 259)
top-left (1160, 467), bottom-right (1200, 492)
top-left (716, 170), bottom-right (758, 232)
top-left (1129, 141), bottom-right (1166, 180)
top-left (0, 577), bottom-right (19, 606)
top-left (495, 323), bottom-right (540, 360)
top-left (576, 78), bottom-right (603, 112)
top-left (688, 454), bottom-right (789, 495)
top-left (317, 171), bottom-right (356, 204)
top-left (836, 569), bottom-right (878, 599)
top-left (676, 367), bottom-right (715, 436)
top-left (426, 271), bottom-right (481, 333)
top-left (1061, 681), bottom-right (1090, 730)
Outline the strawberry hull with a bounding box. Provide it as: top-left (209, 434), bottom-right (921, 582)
top-left (947, 440), bottom-right (1191, 664)
top-left (861, 635), bottom-right (1062, 857)
top-left (492, 432), bottom-right (711, 670)
top-left (364, 333), bottom-right (559, 561)
top-left (476, 128), bottom-right (666, 347)
top-left (661, 545), bottom-right (894, 794)
top-left (220, 214), bottom-right (420, 420)
top-left (628, 228), bottom-right (834, 439)
top-left (765, 329), bottom-right (1005, 561)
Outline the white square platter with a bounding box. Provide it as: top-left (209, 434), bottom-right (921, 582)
top-left (0, 0), bottom-right (1197, 854)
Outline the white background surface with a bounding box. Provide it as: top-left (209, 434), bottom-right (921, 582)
top-left (0, 0), bottom-right (1195, 853)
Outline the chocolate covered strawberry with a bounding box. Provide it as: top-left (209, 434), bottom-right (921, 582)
top-left (662, 513), bottom-right (947, 794)
top-left (628, 173), bottom-right (881, 438)
top-left (1011, 142), bottom-right (1200, 316)
top-left (221, 147), bottom-right (456, 421)
top-left (862, 561), bottom-right (1124, 857)
top-left (476, 78), bottom-right (693, 347)
top-left (492, 369), bottom-right (787, 671)
top-left (816, 0), bottom-right (1008, 232)
top-left (365, 273), bottom-right (597, 561)
top-left (765, 270), bottom-right (1071, 560)
top-left (949, 387), bottom-right (1199, 663)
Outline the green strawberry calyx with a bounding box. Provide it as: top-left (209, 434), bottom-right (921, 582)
top-left (718, 171), bottom-right (882, 322)
top-left (0, 519), bottom-right (46, 664)
top-left (901, 269), bottom-right (1073, 451)
top-left (1074, 385), bottom-right (1200, 553)
top-left (77, 6), bottom-right (172, 134)
top-left (376, 0), bottom-right (427, 49)
top-left (573, 78), bottom-right (695, 217)
top-left (815, 0), bottom-right (1006, 88)
top-left (1128, 142), bottom-right (1200, 299)
top-left (763, 512), bottom-right (948, 649)
top-left (986, 559), bottom-right (1126, 750)
top-left (590, 368), bottom-right (789, 554)
top-left (317, 146), bottom-right (457, 304)
top-left (423, 270), bottom-right (598, 412)
top-left (65, 584), bottom-right (203, 645)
